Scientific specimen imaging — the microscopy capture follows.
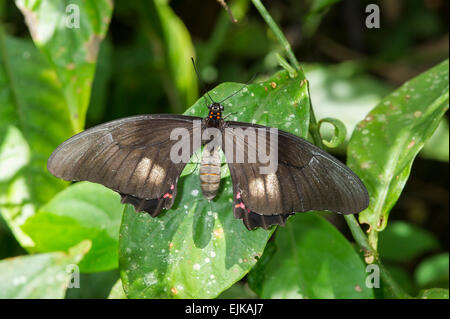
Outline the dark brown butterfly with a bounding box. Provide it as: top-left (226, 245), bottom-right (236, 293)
top-left (48, 91), bottom-right (369, 231)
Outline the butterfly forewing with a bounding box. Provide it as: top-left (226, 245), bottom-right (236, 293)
top-left (48, 115), bottom-right (201, 216)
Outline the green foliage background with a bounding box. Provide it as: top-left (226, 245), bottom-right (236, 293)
top-left (0, 0), bottom-right (448, 299)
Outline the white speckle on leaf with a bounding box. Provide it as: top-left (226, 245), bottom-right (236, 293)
top-left (144, 272), bottom-right (158, 286)
top-left (193, 264), bottom-right (201, 270)
top-left (191, 189), bottom-right (199, 196)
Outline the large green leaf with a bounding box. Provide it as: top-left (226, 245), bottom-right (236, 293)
top-left (0, 33), bottom-right (72, 248)
top-left (21, 182), bottom-right (123, 272)
top-left (119, 70), bottom-right (311, 298)
top-left (247, 213), bottom-right (374, 299)
top-left (15, 0), bottom-right (114, 132)
top-left (0, 240), bottom-right (90, 298)
top-left (347, 59), bottom-right (449, 241)
top-left (120, 175), bottom-right (272, 299)
top-left (185, 71), bottom-right (310, 135)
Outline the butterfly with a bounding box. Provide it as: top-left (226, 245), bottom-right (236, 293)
top-left (47, 83), bottom-right (369, 231)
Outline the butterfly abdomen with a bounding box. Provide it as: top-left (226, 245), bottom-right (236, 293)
top-left (199, 147), bottom-right (221, 200)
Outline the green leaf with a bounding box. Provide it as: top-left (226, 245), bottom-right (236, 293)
top-left (414, 253), bottom-right (449, 288)
top-left (378, 221), bottom-right (440, 262)
top-left (247, 214), bottom-right (374, 299)
top-left (347, 59), bottom-right (449, 240)
top-left (186, 70), bottom-right (311, 137)
top-left (0, 240), bottom-right (91, 298)
top-left (417, 288), bottom-right (449, 299)
top-left (119, 70), bottom-right (310, 298)
top-left (21, 182), bottom-right (123, 272)
top-left (137, 0), bottom-right (198, 113)
top-left (15, 0), bottom-right (114, 132)
top-left (0, 33), bottom-right (73, 248)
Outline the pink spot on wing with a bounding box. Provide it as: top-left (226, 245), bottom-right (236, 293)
top-left (236, 192), bottom-right (241, 199)
top-left (234, 202), bottom-right (246, 209)
top-left (170, 184), bottom-right (174, 190)
top-left (163, 193), bottom-right (170, 198)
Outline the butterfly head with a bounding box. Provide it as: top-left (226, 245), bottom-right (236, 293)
top-left (208, 102), bottom-right (224, 121)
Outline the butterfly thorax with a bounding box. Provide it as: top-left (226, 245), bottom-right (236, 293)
top-left (205, 102), bottom-right (224, 128)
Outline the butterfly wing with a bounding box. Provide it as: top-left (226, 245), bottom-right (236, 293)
top-left (223, 121), bottom-right (369, 230)
top-left (48, 115), bottom-right (201, 216)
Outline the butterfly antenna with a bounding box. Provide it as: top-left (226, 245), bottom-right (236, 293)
top-left (191, 57), bottom-right (215, 104)
top-left (219, 73), bottom-right (257, 104)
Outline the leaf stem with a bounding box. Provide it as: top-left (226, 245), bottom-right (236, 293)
top-left (251, 0), bottom-right (301, 70)
top-left (306, 84), bottom-right (324, 147)
top-left (344, 214), bottom-right (411, 298)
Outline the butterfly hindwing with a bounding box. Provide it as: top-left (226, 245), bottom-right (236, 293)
top-left (48, 115), bottom-right (201, 216)
top-left (223, 121), bottom-right (369, 229)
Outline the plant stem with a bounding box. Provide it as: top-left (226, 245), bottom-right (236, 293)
top-left (345, 213), bottom-right (411, 298)
top-left (344, 214), bottom-right (373, 253)
top-left (251, 0), bottom-right (301, 70)
top-left (306, 85), bottom-right (325, 147)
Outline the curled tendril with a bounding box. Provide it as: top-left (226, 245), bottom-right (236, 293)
top-left (318, 117), bottom-right (347, 148)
